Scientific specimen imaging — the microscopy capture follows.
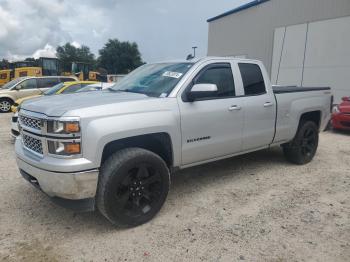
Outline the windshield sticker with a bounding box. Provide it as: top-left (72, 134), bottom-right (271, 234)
top-left (162, 71), bottom-right (183, 79)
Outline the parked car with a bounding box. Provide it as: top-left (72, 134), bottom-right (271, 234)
top-left (10, 81), bottom-right (99, 137)
top-left (332, 96), bottom-right (350, 131)
top-left (11, 81), bottom-right (99, 113)
top-left (0, 76), bottom-right (77, 113)
top-left (15, 57), bottom-right (332, 227)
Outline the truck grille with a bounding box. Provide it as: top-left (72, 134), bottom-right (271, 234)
top-left (19, 115), bottom-right (42, 130)
top-left (22, 134), bottom-right (43, 155)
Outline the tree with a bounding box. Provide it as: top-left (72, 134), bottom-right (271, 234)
top-left (56, 43), bottom-right (95, 72)
top-left (0, 59), bottom-right (10, 69)
top-left (97, 39), bottom-right (143, 74)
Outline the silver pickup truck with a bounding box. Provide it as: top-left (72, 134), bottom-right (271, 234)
top-left (15, 57), bottom-right (332, 227)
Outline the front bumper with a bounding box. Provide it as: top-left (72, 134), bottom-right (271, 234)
top-left (16, 157), bottom-right (99, 200)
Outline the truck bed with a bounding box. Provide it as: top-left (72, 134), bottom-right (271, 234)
top-left (273, 86), bottom-right (331, 94)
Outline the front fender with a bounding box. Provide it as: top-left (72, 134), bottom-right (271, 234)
top-left (82, 110), bottom-right (181, 168)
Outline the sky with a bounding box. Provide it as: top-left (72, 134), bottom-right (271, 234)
top-left (0, 0), bottom-right (249, 63)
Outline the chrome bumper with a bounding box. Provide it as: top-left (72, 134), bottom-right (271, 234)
top-left (16, 157), bottom-right (99, 200)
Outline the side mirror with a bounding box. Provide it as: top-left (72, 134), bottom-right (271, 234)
top-left (187, 83), bottom-right (218, 102)
top-left (15, 85), bottom-right (22, 91)
top-left (341, 96), bottom-right (350, 102)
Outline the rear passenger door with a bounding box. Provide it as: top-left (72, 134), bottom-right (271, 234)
top-left (238, 62), bottom-right (276, 151)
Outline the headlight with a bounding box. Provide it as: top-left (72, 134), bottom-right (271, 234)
top-left (47, 120), bottom-right (80, 134)
top-left (48, 141), bottom-right (81, 155)
top-left (332, 106), bottom-right (340, 114)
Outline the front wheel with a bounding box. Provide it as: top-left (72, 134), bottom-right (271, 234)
top-left (283, 121), bottom-right (319, 165)
top-left (0, 98), bottom-right (13, 113)
top-left (97, 148), bottom-right (170, 227)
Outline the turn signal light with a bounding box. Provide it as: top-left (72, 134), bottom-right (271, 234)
top-left (64, 122), bottom-right (80, 133)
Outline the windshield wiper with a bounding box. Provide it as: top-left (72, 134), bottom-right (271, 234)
top-left (108, 88), bottom-right (149, 96)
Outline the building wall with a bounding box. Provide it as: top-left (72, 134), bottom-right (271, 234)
top-left (272, 16), bottom-right (350, 102)
top-left (207, 0), bottom-right (350, 74)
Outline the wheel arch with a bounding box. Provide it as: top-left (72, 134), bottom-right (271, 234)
top-left (298, 111), bottom-right (321, 130)
top-left (101, 133), bottom-right (174, 168)
top-left (0, 96), bottom-right (15, 104)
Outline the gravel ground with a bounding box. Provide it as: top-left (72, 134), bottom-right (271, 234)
top-left (0, 112), bottom-right (349, 262)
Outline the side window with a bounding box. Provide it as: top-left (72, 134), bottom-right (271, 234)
top-left (20, 79), bottom-right (37, 89)
top-left (194, 64), bottom-right (235, 99)
top-left (61, 84), bottom-right (82, 94)
top-left (37, 78), bottom-right (60, 88)
top-left (238, 63), bottom-right (266, 96)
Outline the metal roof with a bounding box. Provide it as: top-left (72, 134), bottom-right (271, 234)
top-left (207, 0), bottom-right (271, 22)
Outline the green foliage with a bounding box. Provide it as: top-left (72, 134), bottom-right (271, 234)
top-left (56, 43), bottom-right (95, 72)
top-left (0, 59), bottom-right (10, 69)
top-left (98, 39), bottom-right (144, 74)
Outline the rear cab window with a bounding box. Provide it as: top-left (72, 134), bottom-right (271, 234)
top-left (238, 63), bottom-right (266, 96)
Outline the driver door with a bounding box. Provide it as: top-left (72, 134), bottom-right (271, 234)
top-left (178, 63), bottom-right (245, 166)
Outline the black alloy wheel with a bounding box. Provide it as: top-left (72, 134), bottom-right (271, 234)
top-left (97, 148), bottom-right (170, 227)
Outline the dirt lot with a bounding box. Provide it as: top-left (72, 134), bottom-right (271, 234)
top-left (0, 113), bottom-right (349, 262)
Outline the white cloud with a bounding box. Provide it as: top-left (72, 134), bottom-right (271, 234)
top-left (0, 0), bottom-right (250, 62)
top-left (32, 44), bottom-right (57, 59)
top-left (71, 41), bottom-right (82, 48)
top-left (0, 0), bottom-right (70, 59)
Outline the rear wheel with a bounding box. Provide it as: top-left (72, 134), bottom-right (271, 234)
top-left (283, 121), bottom-right (319, 165)
top-left (97, 148), bottom-right (170, 227)
top-left (0, 98), bottom-right (13, 113)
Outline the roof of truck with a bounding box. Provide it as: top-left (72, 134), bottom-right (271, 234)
top-left (154, 56), bottom-right (261, 64)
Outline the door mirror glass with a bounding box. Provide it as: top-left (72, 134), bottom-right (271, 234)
top-left (187, 84), bottom-right (218, 102)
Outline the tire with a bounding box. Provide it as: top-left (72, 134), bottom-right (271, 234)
top-left (283, 121), bottom-right (319, 165)
top-left (97, 148), bottom-right (170, 227)
top-left (0, 98), bottom-right (13, 113)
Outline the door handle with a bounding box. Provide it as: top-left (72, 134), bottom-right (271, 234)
top-left (228, 105), bottom-right (242, 111)
top-left (264, 102), bottom-right (273, 107)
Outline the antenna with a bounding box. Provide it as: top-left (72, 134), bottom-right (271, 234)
top-left (192, 46), bottom-right (198, 58)
top-left (186, 46), bottom-right (198, 61)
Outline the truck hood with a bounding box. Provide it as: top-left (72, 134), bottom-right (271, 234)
top-left (21, 90), bottom-right (151, 117)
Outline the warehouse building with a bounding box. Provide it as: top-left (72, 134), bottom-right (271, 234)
top-left (207, 0), bottom-right (350, 102)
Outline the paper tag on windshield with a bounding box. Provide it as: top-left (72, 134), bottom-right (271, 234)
top-left (163, 71), bottom-right (183, 79)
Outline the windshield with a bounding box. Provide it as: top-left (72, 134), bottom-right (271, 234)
top-left (1, 78), bottom-right (24, 89)
top-left (110, 62), bottom-right (193, 97)
top-left (43, 83), bottom-right (64, 95)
